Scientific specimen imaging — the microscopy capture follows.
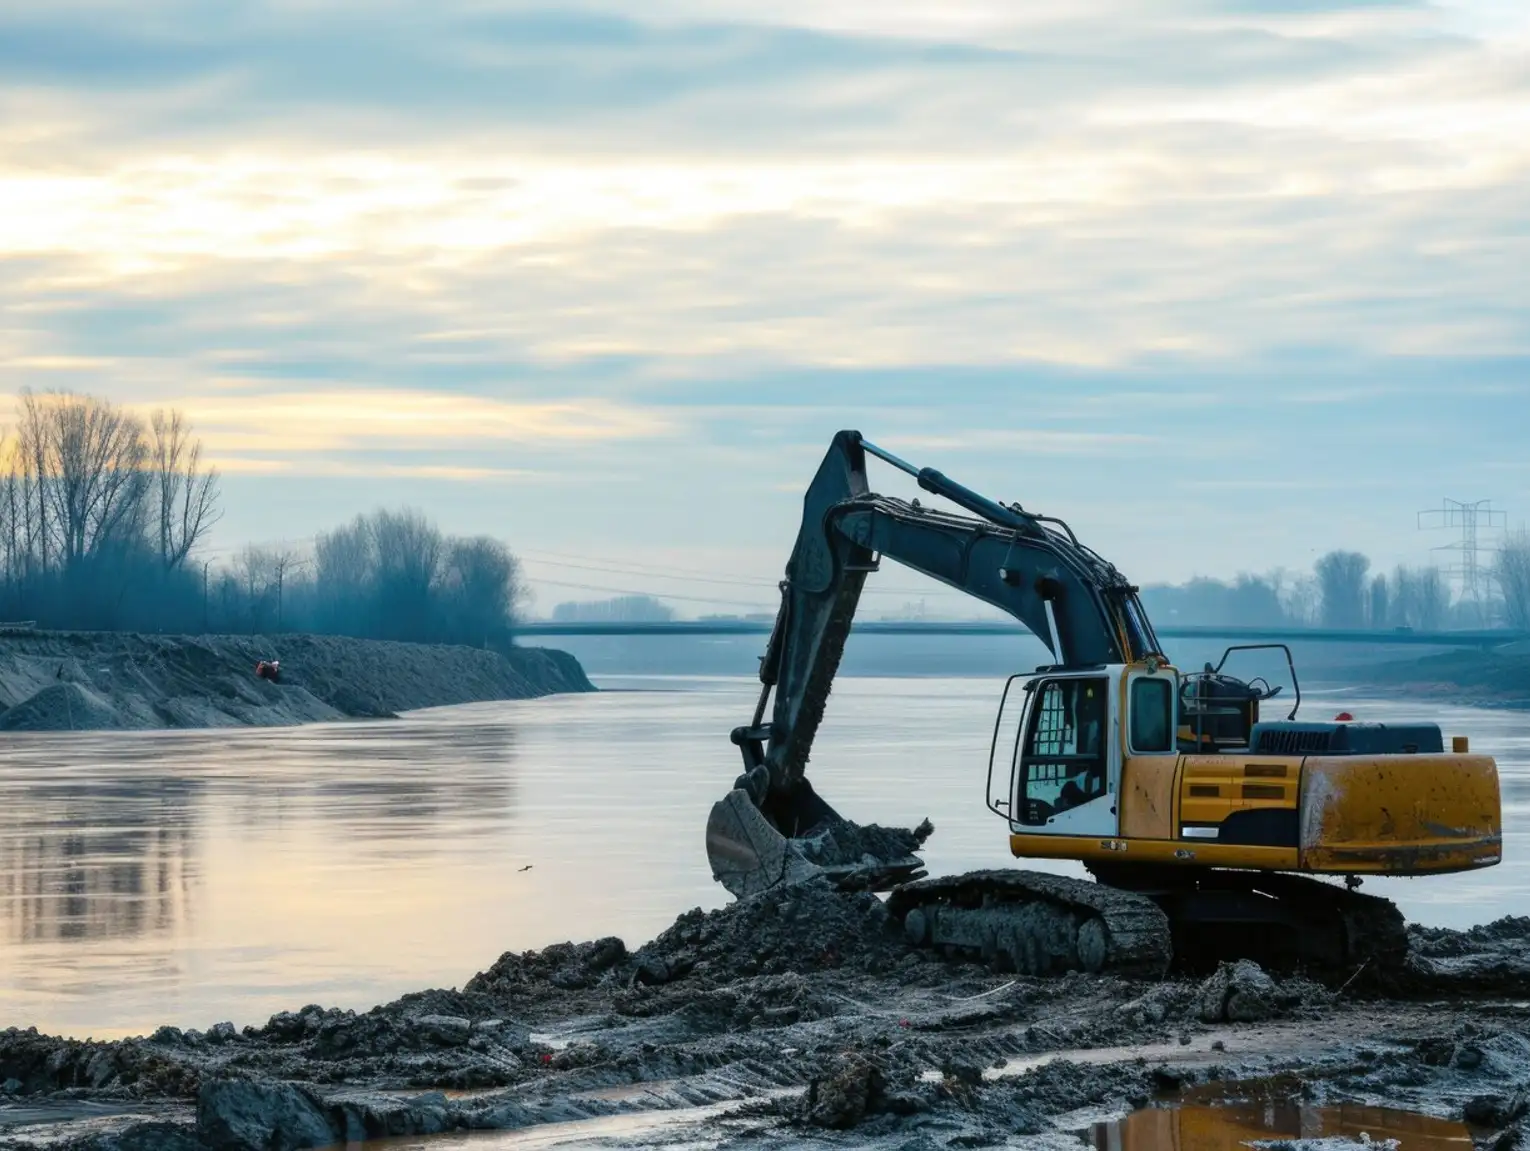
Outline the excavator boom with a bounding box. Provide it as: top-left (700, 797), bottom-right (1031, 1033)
top-left (709, 430), bottom-right (1162, 896)
top-left (740, 431), bottom-right (1157, 789)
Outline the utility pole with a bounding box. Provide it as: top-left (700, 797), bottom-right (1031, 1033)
top-left (202, 561), bottom-right (210, 634)
top-left (1418, 498), bottom-right (1507, 621)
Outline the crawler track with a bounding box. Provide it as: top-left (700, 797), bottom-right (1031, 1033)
top-left (1088, 864), bottom-right (1410, 977)
top-left (887, 869), bottom-right (1173, 979)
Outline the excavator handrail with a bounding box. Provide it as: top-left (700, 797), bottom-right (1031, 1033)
top-left (985, 672), bottom-right (1028, 819)
top-left (1210, 642), bottom-right (1302, 721)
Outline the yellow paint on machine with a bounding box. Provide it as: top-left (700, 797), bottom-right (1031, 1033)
top-left (1119, 754), bottom-right (1178, 839)
top-left (1017, 751), bottom-right (1501, 876)
top-left (1299, 753), bottom-right (1502, 875)
top-left (1008, 832), bottom-right (1299, 870)
top-left (1178, 754), bottom-right (1302, 826)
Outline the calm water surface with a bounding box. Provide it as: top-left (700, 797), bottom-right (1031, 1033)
top-left (2, 676), bottom-right (1526, 1038)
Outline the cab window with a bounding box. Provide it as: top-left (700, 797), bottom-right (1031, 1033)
top-left (1130, 676), bottom-right (1174, 753)
top-left (1018, 677), bottom-right (1108, 825)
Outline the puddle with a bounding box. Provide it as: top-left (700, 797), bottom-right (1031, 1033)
top-left (313, 1090), bottom-right (796, 1150)
top-left (317, 1109), bottom-right (717, 1150)
top-left (921, 1029), bottom-right (1350, 1084)
top-left (1093, 1102), bottom-right (1473, 1151)
top-left (0, 1100), bottom-right (183, 1130)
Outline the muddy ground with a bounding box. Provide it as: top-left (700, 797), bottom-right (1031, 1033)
top-left (3, 879), bottom-right (1529, 1151)
top-left (0, 631), bottom-right (592, 731)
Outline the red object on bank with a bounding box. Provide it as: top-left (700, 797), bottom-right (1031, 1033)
top-left (1334, 711), bottom-right (1354, 722)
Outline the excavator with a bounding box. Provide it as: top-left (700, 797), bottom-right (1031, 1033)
top-left (705, 431), bottom-right (1502, 977)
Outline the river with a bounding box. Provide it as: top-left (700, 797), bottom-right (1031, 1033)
top-left (2, 676), bottom-right (1525, 1039)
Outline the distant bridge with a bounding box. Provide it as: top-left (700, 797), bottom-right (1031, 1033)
top-left (520, 620), bottom-right (1528, 648)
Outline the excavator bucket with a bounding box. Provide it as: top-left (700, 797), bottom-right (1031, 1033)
top-left (705, 790), bottom-right (825, 899)
top-left (705, 785), bottom-right (932, 900)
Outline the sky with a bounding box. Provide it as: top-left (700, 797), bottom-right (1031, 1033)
top-left (1, 0), bottom-right (1527, 617)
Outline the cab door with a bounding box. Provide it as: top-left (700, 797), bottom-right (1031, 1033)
top-left (1008, 672), bottom-right (1121, 837)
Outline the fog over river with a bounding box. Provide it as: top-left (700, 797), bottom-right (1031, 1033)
top-left (2, 674), bottom-right (1525, 1039)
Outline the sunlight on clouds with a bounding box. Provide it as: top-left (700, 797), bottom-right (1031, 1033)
top-left (150, 390), bottom-right (669, 458)
top-left (891, 430), bottom-right (1159, 455)
top-left (212, 457), bottom-right (536, 479)
top-left (0, 0), bottom-right (1525, 403)
top-left (0, 153), bottom-right (1208, 273)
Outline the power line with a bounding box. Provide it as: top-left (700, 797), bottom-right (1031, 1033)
top-left (520, 553), bottom-right (777, 589)
top-left (518, 549), bottom-right (975, 599)
top-left (527, 577), bottom-right (773, 609)
top-left (1418, 498), bottom-right (1507, 614)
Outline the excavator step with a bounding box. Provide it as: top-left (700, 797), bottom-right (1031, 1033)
top-left (887, 869), bottom-right (1173, 979)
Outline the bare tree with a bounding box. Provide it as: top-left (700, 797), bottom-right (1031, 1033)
top-left (1315, 550), bottom-right (1370, 628)
top-left (1281, 575), bottom-right (1320, 626)
top-left (17, 392), bottom-right (50, 573)
top-left (1392, 564), bottom-right (1450, 630)
top-left (1416, 567), bottom-right (1448, 630)
top-left (314, 517), bottom-right (374, 633)
top-left (235, 545), bottom-right (278, 632)
top-left (370, 508), bottom-right (443, 640)
top-left (1369, 573), bottom-right (1389, 628)
top-left (17, 390), bottom-right (149, 567)
top-left (149, 408), bottom-right (222, 570)
top-left (1496, 531), bottom-right (1530, 630)
top-left (267, 543), bottom-right (306, 631)
top-left (441, 536), bottom-right (521, 643)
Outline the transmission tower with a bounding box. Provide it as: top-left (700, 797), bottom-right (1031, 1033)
top-left (1417, 498), bottom-right (1507, 613)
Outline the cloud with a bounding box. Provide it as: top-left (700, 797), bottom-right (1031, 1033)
top-left (0, 0), bottom-right (1525, 579)
top-left (160, 389), bottom-right (671, 457)
top-left (887, 429), bottom-right (1159, 455)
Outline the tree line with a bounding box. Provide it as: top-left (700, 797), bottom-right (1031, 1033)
top-left (1142, 542), bottom-right (1530, 632)
top-left (0, 390), bottom-right (524, 646)
top-left (224, 510), bottom-right (525, 647)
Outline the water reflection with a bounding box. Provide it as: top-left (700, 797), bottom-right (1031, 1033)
top-left (1094, 1101), bottom-right (1472, 1151)
top-left (0, 678), bottom-right (1526, 1040)
top-left (0, 717), bottom-right (519, 949)
top-left (0, 817), bottom-right (194, 944)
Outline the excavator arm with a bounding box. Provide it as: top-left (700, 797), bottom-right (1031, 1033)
top-left (708, 430), bottom-right (1162, 896)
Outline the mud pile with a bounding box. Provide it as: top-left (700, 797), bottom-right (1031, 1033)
top-left (6, 886), bottom-right (1530, 1151)
top-left (0, 631), bottom-right (591, 731)
top-left (636, 876), bottom-right (914, 984)
top-left (1404, 917), bottom-right (1530, 994)
top-left (798, 817), bottom-right (935, 873)
top-left (463, 878), bottom-right (919, 1018)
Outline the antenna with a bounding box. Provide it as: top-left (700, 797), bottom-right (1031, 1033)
top-left (1417, 498), bottom-right (1507, 619)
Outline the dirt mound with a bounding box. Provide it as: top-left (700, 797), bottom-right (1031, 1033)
top-left (0, 631), bottom-right (592, 731)
top-left (1409, 917), bottom-right (1530, 958)
top-left (460, 878), bottom-right (919, 1032)
top-left (635, 876), bottom-right (912, 986)
top-left (1401, 918), bottom-right (1530, 995)
top-left (465, 938), bottom-right (632, 1006)
top-left (0, 682), bottom-right (124, 730)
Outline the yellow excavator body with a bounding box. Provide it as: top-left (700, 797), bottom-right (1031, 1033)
top-left (1010, 752), bottom-right (1502, 875)
top-left (1002, 659), bottom-right (1501, 878)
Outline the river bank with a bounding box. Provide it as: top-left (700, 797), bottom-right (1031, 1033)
top-left (0, 631), bottom-right (593, 731)
top-left (1361, 645), bottom-right (1530, 711)
top-left (3, 878), bottom-right (1529, 1150)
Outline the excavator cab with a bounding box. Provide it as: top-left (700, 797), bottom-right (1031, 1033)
top-left (989, 662), bottom-right (1182, 841)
